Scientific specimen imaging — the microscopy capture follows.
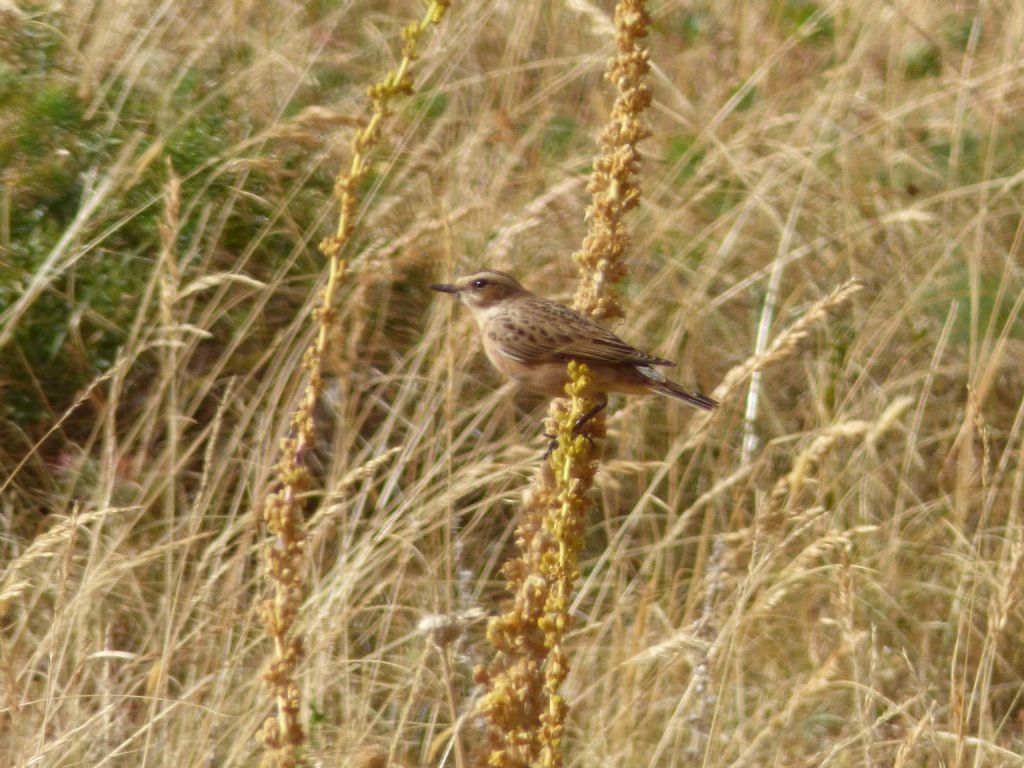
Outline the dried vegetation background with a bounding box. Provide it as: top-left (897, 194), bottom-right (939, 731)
top-left (2, 0), bottom-right (1024, 766)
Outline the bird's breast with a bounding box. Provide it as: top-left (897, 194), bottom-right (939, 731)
top-left (475, 319), bottom-right (559, 396)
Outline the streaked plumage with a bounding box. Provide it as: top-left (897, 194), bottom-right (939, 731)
top-left (489, 295), bottom-right (673, 366)
top-left (431, 269), bottom-right (718, 412)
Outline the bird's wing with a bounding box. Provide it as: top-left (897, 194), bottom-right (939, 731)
top-left (493, 298), bottom-right (675, 366)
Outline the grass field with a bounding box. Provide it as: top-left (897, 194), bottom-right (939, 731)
top-left (3, 1), bottom-right (1024, 766)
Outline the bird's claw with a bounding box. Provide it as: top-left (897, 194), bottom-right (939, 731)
top-left (541, 427), bottom-right (596, 461)
top-left (543, 435), bottom-right (558, 460)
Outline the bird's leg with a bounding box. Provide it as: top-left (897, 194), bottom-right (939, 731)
top-left (542, 396), bottom-right (606, 459)
top-left (573, 399), bottom-right (607, 433)
top-left (543, 435), bottom-right (558, 460)
top-left (542, 421), bottom-right (559, 458)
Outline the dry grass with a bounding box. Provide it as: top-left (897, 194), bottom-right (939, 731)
top-left (2, 1), bottom-right (1024, 766)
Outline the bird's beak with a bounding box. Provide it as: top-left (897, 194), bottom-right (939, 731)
top-left (430, 283), bottom-right (459, 294)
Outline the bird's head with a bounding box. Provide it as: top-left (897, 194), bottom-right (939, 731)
top-left (430, 269), bottom-right (527, 311)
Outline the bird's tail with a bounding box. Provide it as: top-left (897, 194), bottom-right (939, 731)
top-left (652, 379), bottom-right (719, 411)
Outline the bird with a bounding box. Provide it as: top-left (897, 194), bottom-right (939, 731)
top-left (431, 269), bottom-right (718, 428)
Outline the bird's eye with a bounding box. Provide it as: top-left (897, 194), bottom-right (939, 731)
top-left (472, 279), bottom-right (489, 289)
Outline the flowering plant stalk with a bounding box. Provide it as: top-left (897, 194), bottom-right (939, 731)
top-left (475, 2), bottom-right (652, 766)
top-left (255, 3), bottom-right (452, 766)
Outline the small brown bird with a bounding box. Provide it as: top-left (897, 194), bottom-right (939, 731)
top-left (431, 269), bottom-right (718, 425)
